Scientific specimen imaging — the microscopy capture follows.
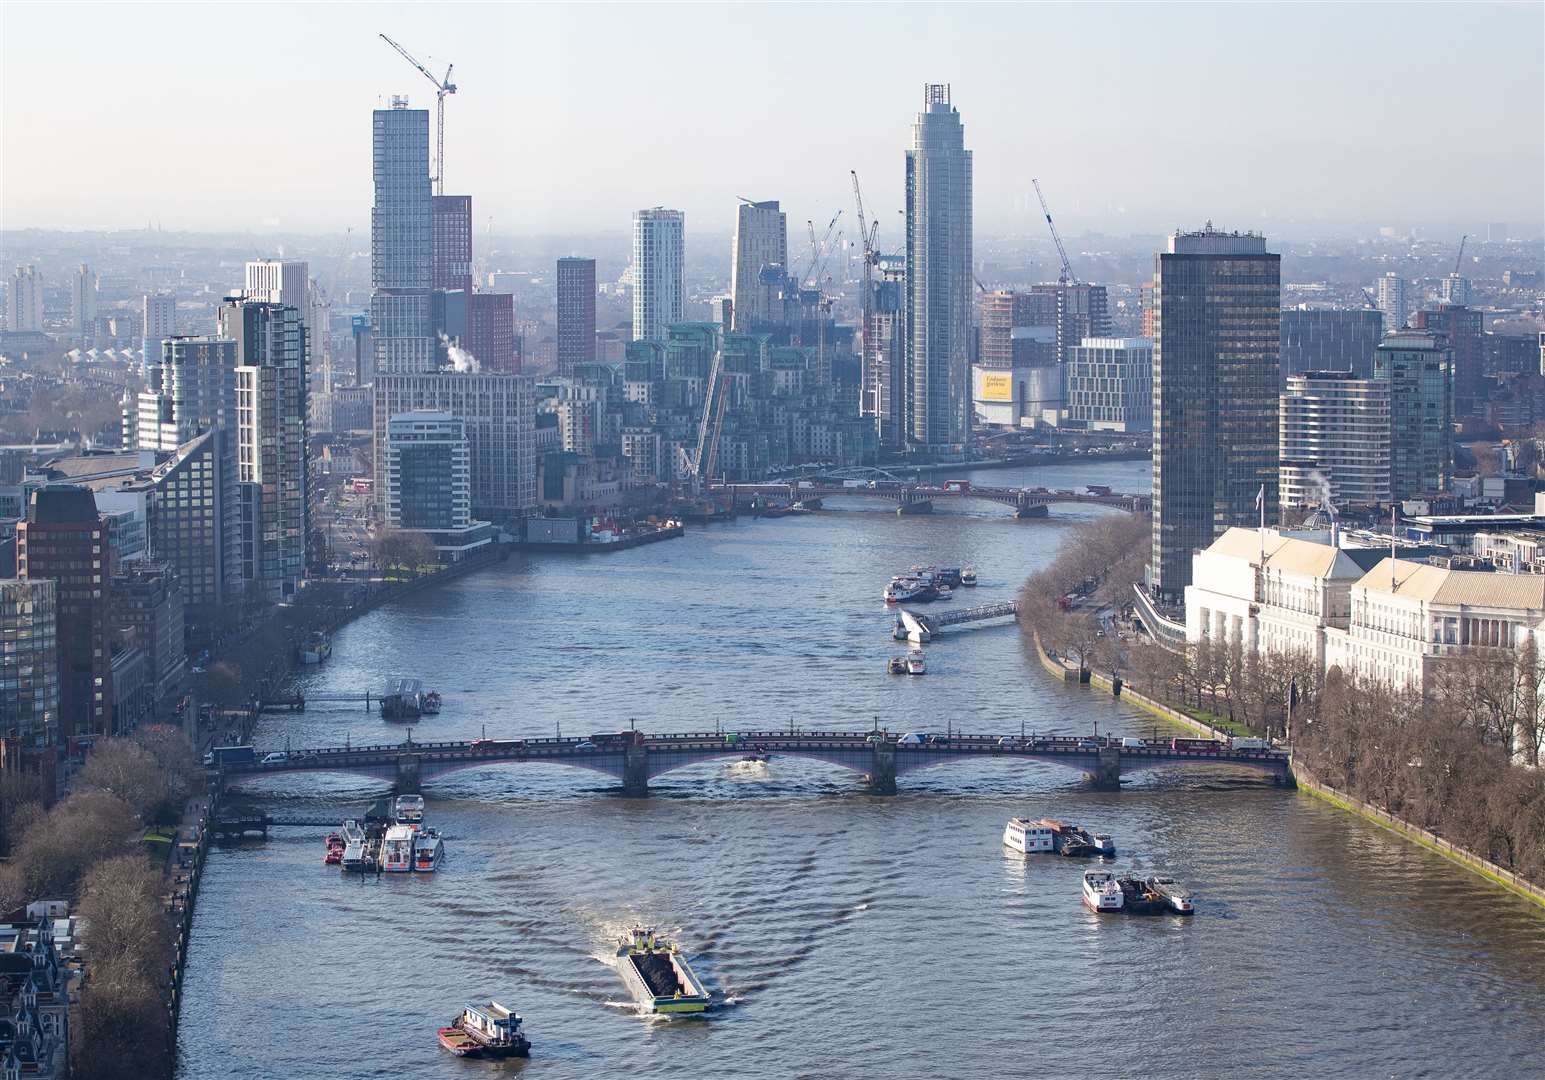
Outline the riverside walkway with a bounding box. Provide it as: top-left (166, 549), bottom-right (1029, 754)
top-left (216, 729), bottom-right (1291, 796)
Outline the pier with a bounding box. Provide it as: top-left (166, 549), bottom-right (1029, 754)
top-left (214, 729), bottom-right (1292, 798)
top-left (894, 601), bottom-right (1019, 643)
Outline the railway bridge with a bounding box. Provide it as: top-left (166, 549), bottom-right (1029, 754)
top-left (217, 730), bottom-right (1291, 797)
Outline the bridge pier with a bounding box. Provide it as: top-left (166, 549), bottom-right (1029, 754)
top-left (1088, 747), bottom-right (1121, 790)
top-left (395, 753), bottom-right (422, 795)
top-left (622, 747), bottom-right (649, 798)
top-left (896, 499), bottom-right (932, 515)
top-left (867, 743), bottom-right (897, 795)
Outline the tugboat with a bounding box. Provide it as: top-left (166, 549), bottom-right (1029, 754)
top-left (1146, 875), bottom-right (1195, 914)
top-left (323, 832), bottom-right (345, 865)
top-left (616, 927), bottom-right (711, 1014)
top-left (960, 567), bottom-right (977, 587)
top-left (421, 691), bottom-right (442, 715)
top-left (1082, 869), bottom-right (1125, 913)
top-left (887, 656), bottom-right (908, 675)
top-left (437, 1001), bottom-right (531, 1058)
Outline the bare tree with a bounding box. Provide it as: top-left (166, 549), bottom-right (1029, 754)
top-left (76, 740), bottom-right (169, 821)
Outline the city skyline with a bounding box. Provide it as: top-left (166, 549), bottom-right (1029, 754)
top-left (2, 3), bottom-right (1541, 240)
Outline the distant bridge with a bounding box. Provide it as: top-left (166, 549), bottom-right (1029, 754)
top-left (894, 601), bottom-right (1019, 643)
top-left (716, 480), bottom-right (1149, 518)
top-left (216, 730), bottom-right (1291, 797)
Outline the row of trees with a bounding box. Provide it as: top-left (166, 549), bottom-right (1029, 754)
top-left (1017, 514), bottom-right (1545, 888)
top-left (0, 728), bottom-right (201, 1079)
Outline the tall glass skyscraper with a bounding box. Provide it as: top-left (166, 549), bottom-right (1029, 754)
top-left (1150, 227), bottom-right (1281, 600)
top-left (904, 84), bottom-right (973, 456)
top-left (371, 100), bottom-right (434, 374)
top-left (1374, 330), bottom-right (1453, 499)
top-left (632, 208), bottom-right (684, 344)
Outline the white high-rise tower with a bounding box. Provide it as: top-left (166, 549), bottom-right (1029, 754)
top-left (632, 208), bottom-right (684, 344)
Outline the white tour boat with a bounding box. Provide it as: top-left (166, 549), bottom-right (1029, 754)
top-left (1002, 817), bottom-right (1056, 854)
top-left (340, 820), bottom-right (367, 870)
top-left (413, 828), bottom-right (445, 872)
top-left (1082, 869), bottom-right (1125, 913)
top-left (394, 794), bottom-right (425, 825)
top-left (381, 824), bottom-right (416, 872)
top-left (905, 653), bottom-right (926, 675)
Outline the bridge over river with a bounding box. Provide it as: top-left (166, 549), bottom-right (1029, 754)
top-left (218, 730), bottom-right (1291, 797)
top-left (716, 479), bottom-right (1150, 517)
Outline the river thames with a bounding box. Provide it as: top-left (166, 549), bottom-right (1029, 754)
top-left (177, 460), bottom-right (1545, 1079)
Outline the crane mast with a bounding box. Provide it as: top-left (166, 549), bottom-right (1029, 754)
top-left (380, 33), bottom-right (457, 195)
top-left (1031, 178), bottom-right (1077, 285)
top-left (851, 171), bottom-right (877, 389)
top-left (1454, 234), bottom-right (1467, 276)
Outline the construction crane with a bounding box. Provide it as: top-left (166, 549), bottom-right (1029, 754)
top-left (1454, 234), bottom-right (1468, 275)
top-left (1031, 179), bottom-right (1078, 285)
top-left (802, 211), bottom-right (842, 287)
top-left (379, 33), bottom-right (456, 195)
top-left (850, 171), bottom-right (880, 378)
top-left (1361, 287), bottom-right (1380, 310)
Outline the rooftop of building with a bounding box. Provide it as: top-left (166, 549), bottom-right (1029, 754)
top-left (26, 486), bottom-right (98, 525)
top-left (1168, 223), bottom-right (1269, 256)
top-left (1357, 557), bottom-right (1545, 609)
top-left (1201, 526), bottom-right (1380, 579)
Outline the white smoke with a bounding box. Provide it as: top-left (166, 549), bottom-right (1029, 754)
top-left (439, 332), bottom-right (480, 374)
top-left (1308, 468), bottom-right (1336, 518)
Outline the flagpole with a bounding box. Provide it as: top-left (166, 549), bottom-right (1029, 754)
top-left (1390, 503), bottom-right (1398, 590)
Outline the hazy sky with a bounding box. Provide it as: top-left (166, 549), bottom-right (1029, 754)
top-left (3, 2), bottom-right (1542, 243)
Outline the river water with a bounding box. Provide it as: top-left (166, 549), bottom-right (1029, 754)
top-left (176, 459), bottom-right (1545, 1080)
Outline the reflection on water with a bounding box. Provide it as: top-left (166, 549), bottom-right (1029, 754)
top-left (177, 460), bottom-right (1545, 1079)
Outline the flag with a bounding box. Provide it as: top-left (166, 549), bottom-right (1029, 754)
top-left (1255, 484), bottom-right (1265, 511)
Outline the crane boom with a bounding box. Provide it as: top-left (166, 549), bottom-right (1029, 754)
top-left (851, 171), bottom-right (876, 395)
top-left (380, 33), bottom-right (457, 195)
top-left (1454, 234), bottom-right (1467, 276)
top-left (1031, 178), bottom-right (1077, 285)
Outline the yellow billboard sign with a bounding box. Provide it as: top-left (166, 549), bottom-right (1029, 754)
top-left (979, 372), bottom-right (1014, 402)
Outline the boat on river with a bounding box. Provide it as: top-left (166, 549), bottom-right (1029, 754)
top-left (616, 927), bottom-right (710, 1014)
top-left (1002, 817), bottom-right (1056, 854)
top-left (1082, 869), bottom-right (1125, 913)
top-left (297, 631), bottom-right (331, 664)
top-left (437, 1001), bottom-right (530, 1058)
top-left (905, 653), bottom-right (926, 675)
top-left (414, 828), bottom-right (444, 872)
top-left (1117, 876), bottom-right (1169, 915)
top-left (887, 656), bottom-right (908, 675)
top-left (339, 820), bottom-right (367, 871)
top-left (1146, 875), bottom-right (1194, 914)
top-left (381, 824), bottom-right (415, 872)
top-left (394, 794), bottom-right (425, 825)
top-left (1038, 818), bottom-right (1115, 857)
top-left (960, 567), bottom-right (977, 586)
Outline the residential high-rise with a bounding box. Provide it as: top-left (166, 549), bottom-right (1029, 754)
top-left (730, 200), bottom-right (787, 332)
top-left (1374, 329), bottom-right (1453, 499)
top-left (244, 260), bottom-right (313, 353)
top-left (632, 208), bottom-right (684, 344)
top-left (1441, 273), bottom-right (1472, 307)
top-left (370, 100), bottom-right (435, 375)
top-left (1279, 371), bottom-right (1391, 510)
top-left (132, 338), bottom-right (241, 608)
top-left (978, 291), bottom-right (1019, 369)
top-left (431, 195), bottom-right (474, 294)
top-left (17, 488), bottom-right (112, 739)
top-left (556, 257), bottom-right (597, 376)
top-left (1052, 283), bottom-right (1112, 367)
top-left (142, 293), bottom-right (176, 368)
top-left (467, 292), bottom-right (517, 374)
top-left (111, 564), bottom-right (185, 701)
top-left (1280, 309), bottom-right (1384, 380)
top-left (384, 411), bottom-right (492, 558)
top-left (1411, 304), bottom-right (1483, 421)
top-left (1065, 337), bottom-right (1154, 433)
top-left (372, 373), bottom-right (536, 521)
top-left (141, 430), bottom-right (237, 608)
top-left (862, 257), bottom-right (906, 449)
top-left (6, 266), bottom-right (43, 333)
top-left (134, 337), bottom-right (237, 451)
top-left (904, 84), bottom-right (973, 455)
top-left (0, 579), bottom-right (58, 750)
top-left (1150, 226), bottom-right (1281, 601)
top-left (70, 264), bottom-right (97, 338)
top-left (1375, 272), bottom-right (1407, 332)
top-left (219, 298), bottom-right (308, 599)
